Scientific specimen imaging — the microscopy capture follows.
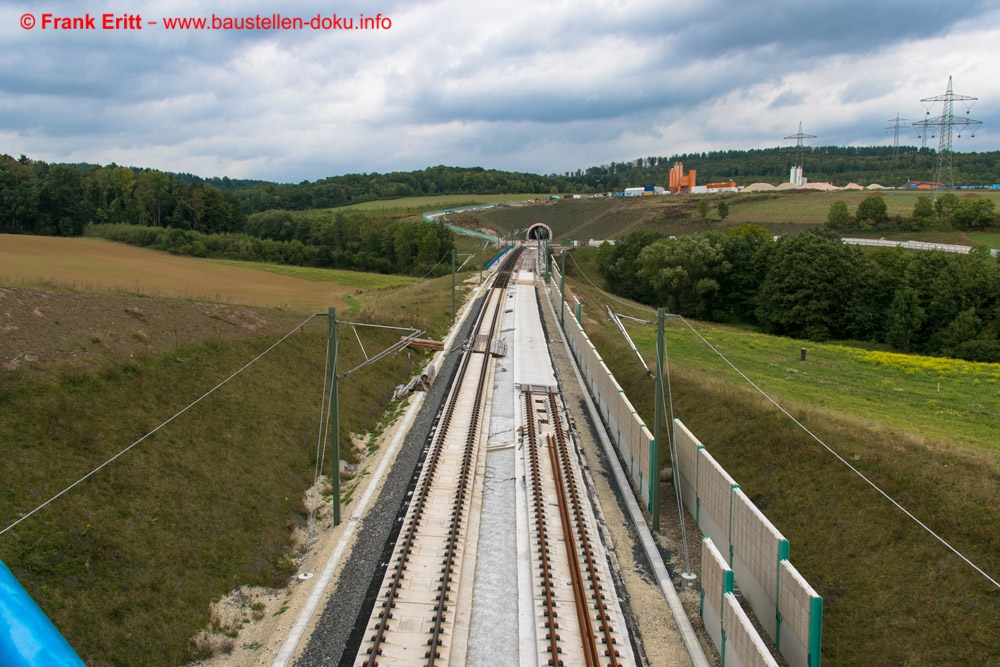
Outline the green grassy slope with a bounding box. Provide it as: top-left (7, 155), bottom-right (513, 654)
top-left (456, 189), bottom-right (1000, 245)
top-left (0, 284), bottom-right (447, 665)
top-left (561, 248), bottom-right (1000, 666)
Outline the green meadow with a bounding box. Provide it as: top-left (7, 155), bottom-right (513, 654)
top-left (332, 193), bottom-right (548, 215)
top-left (561, 246), bottom-right (1000, 666)
top-left (623, 322), bottom-right (1000, 452)
top-left (207, 259), bottom-right (416, 290)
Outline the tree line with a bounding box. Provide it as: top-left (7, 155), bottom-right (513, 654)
top-left (569, 146), bottom-right (1000, 191)
top-left (0, 154), bottom-right (246, 237)
top-left (0, 154), bottom-right (459, 276)
top-left (85, 211), bottom-right (455, 276)
top-left (827, 193), bottom-right (998, 231)
top-left (0, 155), bottom-right (572, 236)
top-left (6, 149), bottom-right (1000, 237)
top-left (231, 165), bottom-right (566, 212)
top-left (595, 227), bottom-right (1000, 361)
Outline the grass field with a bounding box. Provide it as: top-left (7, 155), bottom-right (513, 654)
top-left (207, 259), bottom-right (415, 290)
top-left (720, 189), bottom-right (968, 224)
top-left (0, 235), bottom-right (373, 311)
top-left (0, 315), bottom-right (425, 666)
top-left (969, 232), bottom-right (1000, 247)
top-left (628, 323), bottom-right (1000, 452)
top-left (0, 231), bottom-right (477, 665)
top-left (332, 193), bottom-right (548, 215)
top-left (560, 247), bottom-right (1000, 666)
top-left (465, 189), bottom-right (1000, 246)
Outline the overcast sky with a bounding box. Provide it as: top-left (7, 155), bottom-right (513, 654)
top-left (2, 0), bottom-right (999, 183)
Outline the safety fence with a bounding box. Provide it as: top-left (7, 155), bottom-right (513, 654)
top-left (677, 421), bottom-right (823, 667)
top-left (545, 255), bottom-right (822, 667)
top-left (547, 258), bottom-right (656, 510)
top-left (701, 538), bottom-right (778, 667)
top-left (841, 236), bottom-right (998, 257)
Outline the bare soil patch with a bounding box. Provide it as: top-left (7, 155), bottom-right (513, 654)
top-left (0, 286), bottom-right (306, 375)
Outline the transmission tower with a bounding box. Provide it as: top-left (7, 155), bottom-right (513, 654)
top-left (783, 121), bottom-right (816, 185)
top-left (884, 113), bottom-right (908, 187)
top-left (911, 76), bottom-right (982, 190)
top-left (885, 113), bottom-right (908, 160)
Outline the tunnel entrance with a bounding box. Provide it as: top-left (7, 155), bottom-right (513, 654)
top-left (526, 223), bottom-right (552, 241)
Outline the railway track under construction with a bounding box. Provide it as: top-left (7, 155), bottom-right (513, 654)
top-left (352, 245), bottom-right (634, 667)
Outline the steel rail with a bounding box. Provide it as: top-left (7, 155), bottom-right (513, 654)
top-left (525, 389), bottom-right (563, 665)
top-left (426, 247), bottom-right (524, 665)
top-left (549, 390), bottom-right (621, 666)
top-left (362, 246), bottom-right (524, 666)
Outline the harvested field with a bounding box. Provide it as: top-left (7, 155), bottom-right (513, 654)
top-left (0, 235), bottom-right (354, 311)
top-left (0, 286), bottom-right (305, 375)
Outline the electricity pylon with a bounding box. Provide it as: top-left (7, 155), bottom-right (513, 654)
top-left (912, 76), bottom-right (982, 190)
top-left (784, 122), bottom-right (816, 185)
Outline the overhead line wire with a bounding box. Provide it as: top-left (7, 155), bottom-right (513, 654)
top-left (0, 313), bottom-right (320, 538)
top-left (565, 251), bottom-right (656, 316)
top-left (563, 250), bottom-right (1000, 590)
top-left (675, 316), bottom-right (1000, 590)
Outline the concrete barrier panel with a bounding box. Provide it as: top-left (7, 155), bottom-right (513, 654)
top-left (731, 489), bottom-right (785, 597)
top-left (724, 593), bottom-right (780, 667)
top-left (778, 560), bottom-right (823, 667)
top-left (696, 449), bottom-right (738, 551)
top-left (701, 538), bottom-right (731, 654)
top-left (674, 419), bottom-right (701, 487)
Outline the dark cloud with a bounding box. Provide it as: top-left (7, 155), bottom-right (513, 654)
top-left (0, 0), bottom-right (997, 181)
top-left (651, 0), bottom-right (994, 59)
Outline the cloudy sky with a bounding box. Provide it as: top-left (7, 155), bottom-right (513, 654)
top-left (2, 0), bottom-right (999, 183)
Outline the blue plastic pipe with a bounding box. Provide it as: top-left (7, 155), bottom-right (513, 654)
top-left (0, 559), bottom-right (86, 666)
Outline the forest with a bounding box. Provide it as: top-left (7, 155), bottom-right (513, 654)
top-left (595, 226), bottom-right (1000, 361)
top-left (826, 193), bottom-right (997, 231)
top-left (562, 145), bottom-right (1000, 191)
top-left (5, 148), bottom-right (1000, 237)
top-left (0, 155), bottom-right (246, 237)
top-left (85, 211), bottom-right (455, 277)
top-left (0, 155), bottom-right (457, 275)
top-left (0, 155), bottom-right (565, 235)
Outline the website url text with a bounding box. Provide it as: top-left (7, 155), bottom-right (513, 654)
top-left (19, 13), bottom-right (392, 31)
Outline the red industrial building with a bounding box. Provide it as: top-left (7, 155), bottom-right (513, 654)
top-left (669, 162), bottom-right (696, 193)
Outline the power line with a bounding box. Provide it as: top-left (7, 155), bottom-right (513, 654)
top-left (561, 255), bottom-right (999, 590)
top-left (885, 113), bottom-right (908, 161)
top-left (673, 316), bottom-right (999, 590)
top-left (783, 121), bottom-right (817, 169)
top-left (0, 313), bottom-right (319, 538)
top-left (783, 121), bottom-right (816, 186)
top-left (565, 251), bottom-right (655, 316)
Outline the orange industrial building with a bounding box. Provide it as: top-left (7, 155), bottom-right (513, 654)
top-left (668, 162), bottom-right (696, 193)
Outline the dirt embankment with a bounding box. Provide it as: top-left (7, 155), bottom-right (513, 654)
top-left (0, 286), bottom-right (307, 374)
